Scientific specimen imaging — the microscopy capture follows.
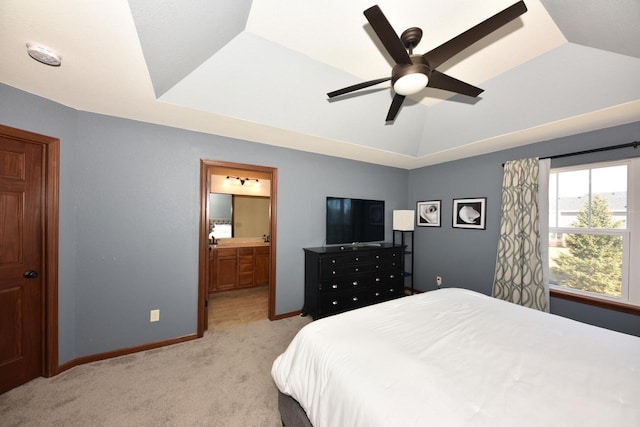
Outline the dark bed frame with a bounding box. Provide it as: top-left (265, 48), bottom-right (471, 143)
top-left (278, 391), bottom-right (313, 427)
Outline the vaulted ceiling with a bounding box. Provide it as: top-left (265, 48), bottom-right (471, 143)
top-left (1, 1), bottom-right (639, 169)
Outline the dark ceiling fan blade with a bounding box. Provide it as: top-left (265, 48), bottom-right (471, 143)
top-left (427, 70), bottom-right (483, 97)
top-left (423, 1), bottom-right (527, 69)
top-left (386, 94), bottom-right (406, 122)
top-left (364, 5), bottom-right (412, 65)
top-left (327, 77), bottom-right (391, 98)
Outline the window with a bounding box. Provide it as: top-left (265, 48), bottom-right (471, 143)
top-left (548, 158), bottom-right (639, 307)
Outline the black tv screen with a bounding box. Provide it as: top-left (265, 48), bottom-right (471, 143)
top-left (326, 197), bottom-right (385, 245)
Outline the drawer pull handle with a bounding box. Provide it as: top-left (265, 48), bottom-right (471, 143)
top-left (332, 284), bottom-right (338, 289)
top-left (352, 281), bottom-right (358, 286)
top-left (376, 255), bottom-right (380, 259)
top-left (390, 274), bottom-right (395, 279)
top-left (332, 259), bottom-right (336, 264)
top-left (332, 271), bottom-right (337, 275)
top-left (375, 292), bottom-right (380, 296)
top-left (375, 277), bottom-right (380, 282)
top-left (332, 301), bottom-right (338, 305)
top-left (355, 257), bottom-right (359, 261)
top-left (389, 288), bottom-right (394, 292)
top-left (352, 297), bottom-right (358, 302)
top-left (355, 268), bottom-right (359, 272)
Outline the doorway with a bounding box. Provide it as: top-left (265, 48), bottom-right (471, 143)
top-left (197, 160), bottom-right (277, 336)
top-left (0, 124), bottom-right (59, 392)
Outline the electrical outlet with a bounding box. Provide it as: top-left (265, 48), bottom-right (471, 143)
top-left (436, 276), bottom-right (442, 287)
top-left (150, 309), bottom-right (160, 322)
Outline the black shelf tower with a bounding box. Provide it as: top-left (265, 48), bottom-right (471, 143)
top-left (393, 230), bottom-right (414, 295)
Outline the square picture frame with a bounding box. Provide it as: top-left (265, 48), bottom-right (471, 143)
top-left (452, 198), bottom-right (486, 229)
top-left (416, 200), bottom-right (441, 227)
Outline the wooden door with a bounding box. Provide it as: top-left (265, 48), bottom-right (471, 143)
top-left (0, 135), bottom-right (45, 393)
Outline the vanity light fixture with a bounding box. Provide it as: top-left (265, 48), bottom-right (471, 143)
top-left (225, 176), bottom-right (260, 186)
top-left (26, 42), bottom-right (62, 66)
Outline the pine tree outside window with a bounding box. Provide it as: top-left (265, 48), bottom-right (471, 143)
top-left (548, 159), bottom-right (640, 306)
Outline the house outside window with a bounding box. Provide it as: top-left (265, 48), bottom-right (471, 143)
top-left (548, 158), bottom-right (639, 307)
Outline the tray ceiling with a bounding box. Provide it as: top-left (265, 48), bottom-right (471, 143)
top-left (1, 0), bottom-right (639, 168)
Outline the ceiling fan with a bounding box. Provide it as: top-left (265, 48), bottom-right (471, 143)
top-left (327, 1), bottom-right (528, 122)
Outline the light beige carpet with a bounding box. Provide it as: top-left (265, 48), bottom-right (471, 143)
top-left (0, 315), bottom-right (311, 427)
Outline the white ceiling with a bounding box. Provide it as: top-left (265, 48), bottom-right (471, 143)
top-left (1, 0), bottom-right (639, 169)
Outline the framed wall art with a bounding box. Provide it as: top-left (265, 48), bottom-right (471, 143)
top-left (417, 200), bottom-right (441, 227)
top-left (452, 198), bottom-right (486, 229)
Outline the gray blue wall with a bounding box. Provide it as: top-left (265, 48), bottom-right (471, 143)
top-left (0, 83), bottom-right (408, 363)
top-left (2, 82), bottom-right (638, 366)
top-left (409, 121), bottom-right (640, 336)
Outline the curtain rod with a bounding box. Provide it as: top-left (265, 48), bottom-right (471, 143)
top-left (502, 140), bottom-right (639, 167)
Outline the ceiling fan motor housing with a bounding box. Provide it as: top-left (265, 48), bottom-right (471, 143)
top-left (391, 56), bottom-right (431, 95)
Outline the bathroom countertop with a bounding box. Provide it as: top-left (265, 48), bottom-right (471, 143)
top-left (210, 242), bottom-right (269, 249)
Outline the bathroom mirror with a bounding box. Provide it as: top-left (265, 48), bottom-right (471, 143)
top-left (209, 193), bottom-right (270, 240)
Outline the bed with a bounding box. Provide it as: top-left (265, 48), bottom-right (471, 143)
top-left (272, 288), bottom-right (640, 427)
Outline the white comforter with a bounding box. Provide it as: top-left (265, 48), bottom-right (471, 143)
top-left (272, 288), bottom-right (640, 427)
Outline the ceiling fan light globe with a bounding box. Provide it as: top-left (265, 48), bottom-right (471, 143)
top-left (393, 73), bottom-right (428, 96)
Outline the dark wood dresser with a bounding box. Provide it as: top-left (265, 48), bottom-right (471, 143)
top-left (303, 243), bottom-right (404, 319)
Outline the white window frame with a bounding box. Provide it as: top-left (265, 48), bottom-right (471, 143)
top-left (548, 158), bottom-right (640, 308)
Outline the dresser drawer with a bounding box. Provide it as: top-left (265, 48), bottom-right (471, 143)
top-left (321, 256), bottom-right (345, 268)
top-left (373, 248), bottom-right (402, 261)
top-left (320, 256), bottom-right (373, 278)
top-left (372, 258), bottom-right (401, 272)
top-left (321, 263), bottom-right (373, 277)
top-left (369, 283), bottom-right (402, 302)
top-left (320, 276), bottom-right (367, 293)
top-left (342, 253), bottom-right (372, 264)
top-left (319, 289), bottom-right (369, 316)
top-left (371, 270), bottom-right (402, 285)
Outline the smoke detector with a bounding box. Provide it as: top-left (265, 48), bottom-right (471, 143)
top-left (26, 43), bottom-right (61, 66)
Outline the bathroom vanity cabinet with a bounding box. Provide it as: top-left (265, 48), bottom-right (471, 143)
top-left (208, 245), bottom-right (270, 293)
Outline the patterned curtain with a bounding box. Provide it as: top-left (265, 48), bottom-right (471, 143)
top-left (492, 158), bottom-right (550, 311)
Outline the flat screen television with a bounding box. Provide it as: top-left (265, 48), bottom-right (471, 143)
top-left (326, 197), bottom-right (385, 245)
